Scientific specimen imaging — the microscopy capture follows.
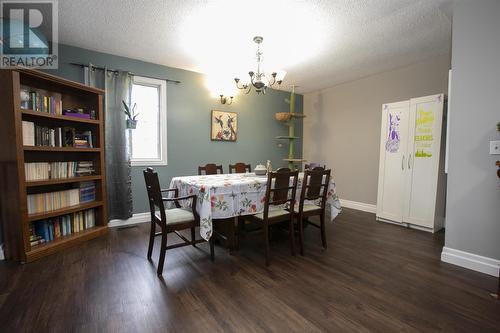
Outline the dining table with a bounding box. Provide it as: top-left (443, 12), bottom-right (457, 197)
top-left (168, 172), bottom-right (341, 240)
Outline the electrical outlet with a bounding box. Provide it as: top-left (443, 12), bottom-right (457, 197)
top-left (490, 140), bottom-right (500, 155)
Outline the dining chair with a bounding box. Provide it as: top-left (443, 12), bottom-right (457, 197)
top-left (304, 163), bottom-right (326, 170)
top-left (144, 167), bottom-right (214, 275)
top-left (229, 162), bottom-right (251, 174)
top-left (240, 167), bottom-right (299, 266)
top-left (292, 167), bottom-right (331, 255)
top-left (198, 163), bottom-right (223, 175)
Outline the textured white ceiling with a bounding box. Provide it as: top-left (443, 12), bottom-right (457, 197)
top-left (58, 0), bottom-right (453, 93)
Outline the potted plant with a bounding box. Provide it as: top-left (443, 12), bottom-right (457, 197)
top-left (122, 100), bottom-right (139, 129)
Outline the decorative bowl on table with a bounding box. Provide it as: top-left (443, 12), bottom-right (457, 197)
top-left (254, 164), bottom-right (267, 176)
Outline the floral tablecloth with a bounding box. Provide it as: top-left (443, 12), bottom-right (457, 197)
top-left (169, 173), bottom-right (341, 240)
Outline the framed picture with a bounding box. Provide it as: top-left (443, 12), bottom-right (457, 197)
top-left (211, 110), bottom-right (237, 141)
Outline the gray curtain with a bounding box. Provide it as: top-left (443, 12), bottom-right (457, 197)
top-left (86, 66), bottom-right (133, 219)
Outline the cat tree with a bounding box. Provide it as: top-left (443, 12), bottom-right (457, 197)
top-left (275, 86), bottom-right (306, 169)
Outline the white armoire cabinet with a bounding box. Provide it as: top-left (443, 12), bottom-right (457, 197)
top-left (376, 94), bottom-right (446, 233)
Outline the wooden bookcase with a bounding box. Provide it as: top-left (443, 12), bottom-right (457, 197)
top-left (0, 68), bottom-right (108, 262)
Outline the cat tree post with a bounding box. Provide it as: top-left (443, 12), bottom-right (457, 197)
top-left (275, 85), bottom-right (306, 170)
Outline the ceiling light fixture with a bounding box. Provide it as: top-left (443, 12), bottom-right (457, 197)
top-left (234, 36), bottom-right (286, 95)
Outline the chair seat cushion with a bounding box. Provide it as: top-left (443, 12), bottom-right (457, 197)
top-left (294, 203), bottom-right (321, 213)
top-left (156, 208), bottom-right (195, 225)
top-left (254, 208), bottom-right (290, 220)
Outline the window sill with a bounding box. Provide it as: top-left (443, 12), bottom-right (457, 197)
top-left (131, 160), bottom-right (168, 167)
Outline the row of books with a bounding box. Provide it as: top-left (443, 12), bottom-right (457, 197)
top-left (24, 161), bottom-right (95, 181)
top-left (20, 88), bottom-right (63, 115)
top-left (27, 182), bottom-right (96, 214)
top-left (22, 121), bottom-right (94, 148)
top-left (74, 131), bottom-right (93, 148)
top-left (79, 181), bottom-right (96, 203)
top-left (27, 188), bottom-right (79, 214)
top-left (30, 209), bottom-right (96, 246)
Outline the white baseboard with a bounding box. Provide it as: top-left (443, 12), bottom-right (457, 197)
top-left (0, 243), bottom-right (4, 260)
top-left (340, 199), bottom-right (377, 214)
top-left (108, 212), bottom-right (150, 228)
top-left (441, 246), bottom-right (500, 277)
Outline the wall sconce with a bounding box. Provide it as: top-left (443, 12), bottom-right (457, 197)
top-left (220, 94), bottom-right (233, 105)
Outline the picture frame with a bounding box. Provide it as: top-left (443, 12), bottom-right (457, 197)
top-left (211, 110), bottom-right (238, 141)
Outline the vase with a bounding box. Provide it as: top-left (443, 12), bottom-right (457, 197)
top-left (126, 119), bottom-right (137, 129)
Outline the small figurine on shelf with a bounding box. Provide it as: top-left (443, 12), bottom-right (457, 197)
top-left (20, 89), bottom-right (30, 109)
top-left (122, 100), bottom-right (139, 129)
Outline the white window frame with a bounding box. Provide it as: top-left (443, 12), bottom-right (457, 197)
top-left (130, 75), bottom-right (168, 166)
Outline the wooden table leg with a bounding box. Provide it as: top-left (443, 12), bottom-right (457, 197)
top-left (494, 267), bottom-right (500, 300)
top-left (213, 218), bottom-right (237, 254)
top-left (491, 273), bottom-right (499, 300)
top-left (226, 218), bottom-right (237, 254)
top-left (497, 274), bottom-right (499, 299)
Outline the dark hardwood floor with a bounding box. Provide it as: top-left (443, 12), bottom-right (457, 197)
top-left (1, 208), bottom-right (499, 332)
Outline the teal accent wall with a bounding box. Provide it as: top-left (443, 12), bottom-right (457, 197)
top-left (46, 44), bottom-right (303, 215)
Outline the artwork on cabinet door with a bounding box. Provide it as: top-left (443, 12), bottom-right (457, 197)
top-left (414, 107), bottom-right (435, 158)
top-left (376, 100), bottom-right (410, 223)
top-left (385, 105), bottom-right (401, 153)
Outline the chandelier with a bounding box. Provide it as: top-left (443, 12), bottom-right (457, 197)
top-left (234, 36), bottom-right (286, 94)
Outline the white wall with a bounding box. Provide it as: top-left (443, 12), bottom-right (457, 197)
top-left (303, 54), bottom-right (450, 205)
top-left (442, 0), bottom-right (500, 273)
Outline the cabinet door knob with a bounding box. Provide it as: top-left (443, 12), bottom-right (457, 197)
top-left (402, 155), bottom-right (405, 170)
top-left (408, 154), bottom-right (412, 169)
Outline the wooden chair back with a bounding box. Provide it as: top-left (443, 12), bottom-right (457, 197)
top-left (300, 167), bottom-right (331, 209)
top-left (263, 167), bottom-right (299, 217)
top-left (305, 163), bottom-right (326, 170)
top-left (229, 162), bottom-right (251, 174)
top-left (143, 167), bottom-right (166, 223)
top-left (198, 163), bottom-right (223, 175)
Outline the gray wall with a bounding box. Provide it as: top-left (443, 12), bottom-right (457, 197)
top-left (445, 0), bottom-right (500, 260)
top-left (45, 44), bottom-right (302, 215)
top-left (303, 54), bottom-right (450, 205)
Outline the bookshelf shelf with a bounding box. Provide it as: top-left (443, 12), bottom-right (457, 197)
top-left (26, 226), bottom-right (108, 262)
top-left (0, 68), bottom-right (108, 262)
top-left (27, 201), bottom-right (104, 222)
top-left (26, 175), bottom-right (102, 187)
top-left (24, 146), bottom-right (101, 152)
top-left (21, 108), bottom-right (100, 125)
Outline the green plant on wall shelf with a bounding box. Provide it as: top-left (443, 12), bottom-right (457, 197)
top-left (122, 100), bottom-right (139, 129)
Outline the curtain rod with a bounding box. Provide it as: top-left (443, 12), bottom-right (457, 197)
top-left (70, 62), bottom-right (181, 84)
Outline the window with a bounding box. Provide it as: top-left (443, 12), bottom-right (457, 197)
top-left (130, 76), bottom-right (167, 166)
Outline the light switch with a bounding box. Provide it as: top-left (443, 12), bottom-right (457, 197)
top-left (490, 140), bottom-right (500, 155)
